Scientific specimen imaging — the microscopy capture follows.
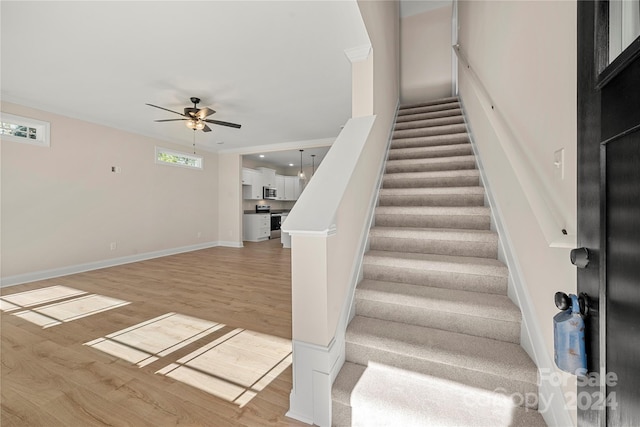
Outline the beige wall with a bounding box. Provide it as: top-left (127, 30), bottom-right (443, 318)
top-left (1, 102), bottom-right (219, 279)
top-left (457, 1), bottom-right (577, 424)
top-left (400, 5), bottom-right (453, 104)
top-left (217, 152), bottom-right (242, 246)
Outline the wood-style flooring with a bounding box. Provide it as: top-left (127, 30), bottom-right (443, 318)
top-left (1, 239), bottom-right (305, 426)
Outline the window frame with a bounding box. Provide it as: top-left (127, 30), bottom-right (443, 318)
top-left (0, 113), bottom-right (50, 147)
top-left (155, 146), bottom-right (204, 170)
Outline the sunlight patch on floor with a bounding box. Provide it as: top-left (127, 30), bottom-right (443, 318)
top-left (1, 286), bottom-right (129, 328)
top-left (157, 328), bottom-right (292, 407)
top-left (85, 312), bottom-right (225, 367)
top-left (0, 285), bottom-right (87, 312)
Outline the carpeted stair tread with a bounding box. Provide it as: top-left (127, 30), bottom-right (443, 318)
top-left (357, 279), bottom-right (521, 323)
top-left (398, 101), bottom-right (461, 117)
top-left (346, 316), bottom-right (537, 391)
top-left (379, 186), bottom-right (484, 197)
top-left (356, 279), bottom-right (520, 342)
top-left (363, 250), bottom-right (507, 294)
top-left (393, 123), bottom-right (467, 139)
top-left (368, 225), bottom-right (497, 256)
top-left (375, 205), bottom-right (491, 230)
top-left (395, 108), bottom-right (463, 124)
top-left (369, 225), bottom-right (496, 243)
top-left (378, 186), bottom-right (485, 207)
top-left (399, 96), bottom-right (459, 110)
top-left (387, 143), bottom-right (473, 161)
top-left (382, 168), bottom-right (480, 188)
top-left (393, 115), bottom-right (464, 131)
top-left (364, 250), bottom-right (507, 277)
top-left (332, 362), bottom-right (366, 406)
top-left (385, 155), bottom-right (476, 173)
top-left (390, 132), bottom-right (470, 149)
top-left (350, 364), bottom-right (545, 427)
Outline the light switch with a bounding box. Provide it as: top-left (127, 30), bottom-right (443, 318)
top-left (553, 149), bottom-right (565, 181)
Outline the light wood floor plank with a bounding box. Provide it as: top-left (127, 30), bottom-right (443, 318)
top-left (1, 239), bottom-right (304, 426)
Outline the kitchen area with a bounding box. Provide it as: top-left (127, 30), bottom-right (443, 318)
top-left (241, 148), bottom-right (328, 248)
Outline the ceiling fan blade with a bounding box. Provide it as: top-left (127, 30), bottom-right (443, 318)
top-left (202, 124), bottom-right (212, 132)
top-left (146, 103), bottom-right (187, 117)
top-left (204, 119), bottom-right (242, 129)
top-left (154, 119), bottom-right (187, 122)
top-left (196, 107), bottom-right (216, 119)
top-left (184, 107), bottom-right (198, 117)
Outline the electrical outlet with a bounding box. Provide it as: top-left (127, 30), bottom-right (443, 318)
top-left (553, 148), bottom-right (565, 181)
top-left (110, 242), bottom-right (117, 251)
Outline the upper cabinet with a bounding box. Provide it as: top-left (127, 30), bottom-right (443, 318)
top-left (242, 168), bottom-right (263, 200)
top-left (242, 167), bottom-right (300, 201)
top-left (257, 167), bottom-right (276, 189)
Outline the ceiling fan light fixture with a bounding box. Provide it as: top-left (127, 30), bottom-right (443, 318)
top-left (195, 121), bottom-right (205, 131)
top-left (185, 119), bottom-right (196, 129)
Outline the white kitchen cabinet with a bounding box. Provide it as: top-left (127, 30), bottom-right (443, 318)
top-left (243, 214), bottom-right (270, 242)
top-left (242, 168), bottom-right (263, 200)
top-left (284, 176), bottom-right (302, 200)
top-left (258, 167), bottom-right (276, 189)
top-left (276, 175), bottom-right (286, 200)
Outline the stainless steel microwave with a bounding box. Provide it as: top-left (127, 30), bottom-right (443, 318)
top-left (263, 187), bottom-right (277, 200)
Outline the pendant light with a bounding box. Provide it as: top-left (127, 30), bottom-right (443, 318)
top-left (298, 149), bottom-right (306, 179)
top-left (311, 154), bottom-right (316, 176)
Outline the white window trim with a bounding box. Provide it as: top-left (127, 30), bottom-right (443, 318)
top-left (0, 112), bottom-right (50, 147)
top-left (155, 146), bottom-right (203, 170)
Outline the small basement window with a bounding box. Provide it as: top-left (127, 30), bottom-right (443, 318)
top-left (0, 113), bottom-right (50, 147)
top-left (155, 147), bottom-right (203, 170)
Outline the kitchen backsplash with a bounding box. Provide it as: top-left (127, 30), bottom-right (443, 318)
top-left (243, 199), bottom-right (295, 212)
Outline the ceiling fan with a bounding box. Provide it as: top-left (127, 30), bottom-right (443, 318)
top-left (146, 97), bottom-right (241, 132)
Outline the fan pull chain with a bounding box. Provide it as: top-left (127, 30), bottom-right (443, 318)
top-left (193, 129), bottom-right (196, 154)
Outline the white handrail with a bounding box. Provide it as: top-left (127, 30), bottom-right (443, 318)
top-left (453, 44), bottom-right (576, 248)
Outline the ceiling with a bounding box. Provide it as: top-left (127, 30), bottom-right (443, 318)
top-left (399, 0), bottom-right (452, 18)
top-left (243, 146), bottom-right (330, 172)
top-left (1, 1), bottom-right (369, 153)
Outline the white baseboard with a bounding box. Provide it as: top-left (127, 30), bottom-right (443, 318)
top-left (217, 240), bottom-right (244, 248)
top-left (1, 241), bottom-right (223, 288)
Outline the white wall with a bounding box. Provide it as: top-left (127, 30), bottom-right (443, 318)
top-left (457, 1), bottom-right (577, 425)
top-left (400, 4), bottom-right (453, 103)
top-left (1, 102), bottom-right (219, 281)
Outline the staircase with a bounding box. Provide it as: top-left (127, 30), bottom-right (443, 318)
top-left (331, 97), bottom-right (546, 426)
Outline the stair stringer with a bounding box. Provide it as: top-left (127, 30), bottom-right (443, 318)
top-left (459, 98), bottom-right (574, 427)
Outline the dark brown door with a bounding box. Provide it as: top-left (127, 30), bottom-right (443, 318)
top-left (577, 1), bottom-right (640, 426)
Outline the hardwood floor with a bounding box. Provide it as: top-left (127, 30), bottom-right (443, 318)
top-left (1, 239), bottom-right (306, 426)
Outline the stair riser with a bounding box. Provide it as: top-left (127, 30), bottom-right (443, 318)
top-left (395, 108), bottom-right (463, 123)
top-left (394, 124), bottom-right (467, 139)
top-left (388, 146), bottom-right (473, 160)
top-left (362, 265), bottom-right (507, 295)
top-left (398, 102), bottom-right (460, 116)
top-left (368, 236), bottom-right (497, 258)
top-left (383, 176), bottom-right (480, 189)
top-left (385, 160), bottom-right (476, 173)
top-left (394, 116), bottom-right (464, 131)
top-left (355, 299), bottom-right (520, 343)
top-left (378, 193), bottom-right (485, 207)
top-left (344, 343), bottom-right (538, 409)
top-left (375, 213), bottom-right (491, 230)
top-left (390, 133), bottom-right (470, 149)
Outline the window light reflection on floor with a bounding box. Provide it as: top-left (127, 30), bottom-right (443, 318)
top-left (1, 286), bottom-right (129, 328)
top-left (157, 328), bottom-right (292, 407)
top-left (85, 312), bottom-right (225, 367)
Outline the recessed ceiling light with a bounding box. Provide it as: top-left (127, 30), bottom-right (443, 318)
top-left (259, 154), bottom-right (265, 158)
top-left (289, 163), bottom-right (294, 167)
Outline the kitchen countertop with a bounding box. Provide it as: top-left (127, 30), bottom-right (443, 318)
top-left (243, 210), bottom-right (291, 214)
